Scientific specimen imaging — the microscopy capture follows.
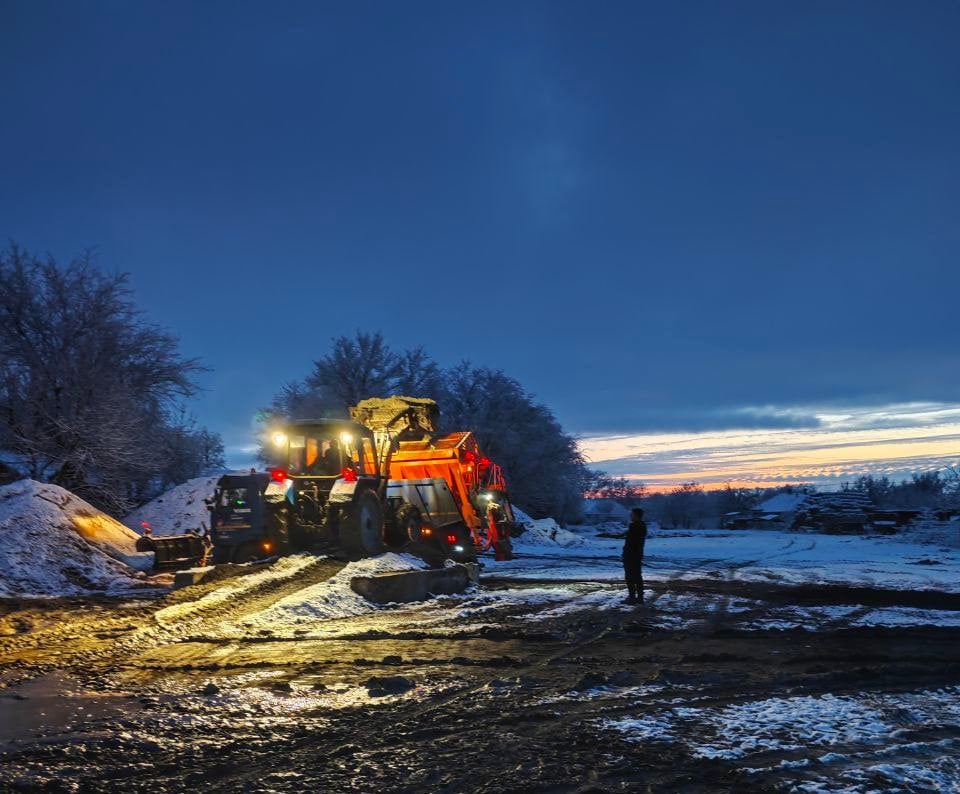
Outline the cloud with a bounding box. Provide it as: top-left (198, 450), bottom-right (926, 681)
top-left (580, 401), bottom-right (960, 490)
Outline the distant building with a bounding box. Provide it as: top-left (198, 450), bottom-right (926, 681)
top-left (721, 490), bottom-right (810, 530)
top-left (581, 499), bottom-right (632, 525)
top-left (720, 489), bottom-right (921, 534)
top-left (793, 492), bottom-right (920, 534)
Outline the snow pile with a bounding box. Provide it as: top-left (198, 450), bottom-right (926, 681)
top-left (243, 552), bottom-right (430, 627)
top-left (124, 475), bottom-right (219, 536)
top-left (512, 506), bottom-right (586, 549)
top-left (0, 480), bottom-right (153, 597)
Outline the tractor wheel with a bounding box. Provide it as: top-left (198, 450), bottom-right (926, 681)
top-left (399, 506), bottom-right (427, 545)
top-left (383, 505), bottom-right (413, 550)
top-left (340, 490), bottom-right (386, 559)
top-left (232, 542), bottom-right (263, 564)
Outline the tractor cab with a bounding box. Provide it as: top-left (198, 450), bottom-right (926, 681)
top-left (259, 420), bottom-right (386, 556)
top-left (208, 472), bottom-right (275, 563)
top-left (272, 420), bottom-right (377, 473)
top-left (270, 420), bottom-right (380, 489)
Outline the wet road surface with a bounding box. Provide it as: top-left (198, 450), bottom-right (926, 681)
top-left (1, 552), bottom-right (959, 792)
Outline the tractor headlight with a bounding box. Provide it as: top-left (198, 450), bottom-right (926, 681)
top-left (481, 492), bottom-right (493, 501)
top-left (272, 432), bottom-right (287, 447)
top-left (340, 431), bottom-right (353, 446)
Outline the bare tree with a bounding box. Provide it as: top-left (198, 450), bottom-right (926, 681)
top-left (274, 332), bottom-right (444, 419)
top-left (306, 332), bottom-right (402, 412)
top-left (0, 244), bottom-right (217, 513)
top-left (440, 365), bottom-right (589, 522)
top-left (585, 471), bottom-right (648, 505)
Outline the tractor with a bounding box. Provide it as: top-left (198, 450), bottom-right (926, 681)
top-left (207, 418), bottom-right (476, 564)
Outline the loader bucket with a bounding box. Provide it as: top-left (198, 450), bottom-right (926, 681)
top-left (136, 533), bottom-right (207, 571)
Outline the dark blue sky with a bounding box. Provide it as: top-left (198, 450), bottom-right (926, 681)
top-left (2, 1), bottom-right (958, 464)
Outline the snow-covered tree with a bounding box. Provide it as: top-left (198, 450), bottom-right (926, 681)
top-left (436, 364), bottom-right (589, 522)
top-left (0, 244), bottom-right (222, 513)
top-left (270, 331), bottom-right (442, 419)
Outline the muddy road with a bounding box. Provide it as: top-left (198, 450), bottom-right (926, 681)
top-left (1, 554), bottom-right (959, 793)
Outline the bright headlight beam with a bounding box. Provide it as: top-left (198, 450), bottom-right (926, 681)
top-left (272, 432), bottom-right (287, 447)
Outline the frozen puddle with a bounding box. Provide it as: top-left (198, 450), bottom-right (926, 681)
top-left (603, 687), bottom-right (960, 792)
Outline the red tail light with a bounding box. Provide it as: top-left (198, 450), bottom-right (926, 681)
top-left (341, 467), bottom-right (358, 482)
top-left (446, 533), bottom-right (458, 544)
top-left (270, 468), bottom-right (286, 482)
top-left (464, 451), bottom-right (476, 463)
top-left (479, 457), bottom-right (491, 467)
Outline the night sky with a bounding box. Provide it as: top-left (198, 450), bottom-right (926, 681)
top-left (2, 1), bottom-right (958, 484)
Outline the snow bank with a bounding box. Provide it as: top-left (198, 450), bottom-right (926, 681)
top-left (512, 506), bottom-right (586, 550)
top-left (0, 480), bottom-right (153, 597)
top-left (124, 476), bottom-right (220, 536)
top-left (243, 552), bottom-right (430, 627)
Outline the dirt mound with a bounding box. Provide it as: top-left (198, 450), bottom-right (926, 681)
top-left (0, 480), bottom-right (152, 597)
top-left (124, 475), bottom-right (220, 536)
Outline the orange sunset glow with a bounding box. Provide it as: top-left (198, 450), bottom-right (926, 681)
top-left (579, 402), bottom-right (960, 491)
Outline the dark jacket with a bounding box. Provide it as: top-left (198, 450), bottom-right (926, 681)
top-left (622, 520), bottom-right (647, 561)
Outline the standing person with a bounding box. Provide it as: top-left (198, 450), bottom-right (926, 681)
top-left (622, 507), bottom-right (648, 604)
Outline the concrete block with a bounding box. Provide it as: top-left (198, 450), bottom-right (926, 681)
top-left (463, 562), bottom-right (480, 585)
top-left (350, 564), bottom-right (474, 604)
top-left (173, 565), bottom-right (216, 590)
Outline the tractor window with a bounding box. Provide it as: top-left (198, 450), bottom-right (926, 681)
top-left (305, 437), bottom-right (319, 469)
top-left (220, 487), bottom-right (250, 508)
top-left (312, 438), bottom-right (342, 476)
top-left (287, 435), bottom-right (306, 474)
top-left (361, 437), bottom-right (377, 476)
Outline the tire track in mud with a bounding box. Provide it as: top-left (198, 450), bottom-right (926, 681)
top-left (109, 557), bottom-right (347, 661)
top-left (0, 556), bottom-right (347, 680)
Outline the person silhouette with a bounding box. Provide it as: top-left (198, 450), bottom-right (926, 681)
top-left (622, 507), bottom-right (648, 604)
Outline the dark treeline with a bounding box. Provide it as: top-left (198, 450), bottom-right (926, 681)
top-left (841, 471), bottom-right (960, 510)
top-left (589, 474), bottom-right (765, 529)
top-left (588, 471), bottom-right (960, 529)
top-left (0, 244), bottom-right (224, 515)
top-left (264, 331), bottom-right (589, 522)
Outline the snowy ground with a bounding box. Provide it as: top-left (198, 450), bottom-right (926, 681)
top-left (605, 687), bottom-right (960, 792)
top-left (498, 523), bottom-right (960, 593)
top-left (2, 502), bottom-right (960, 791)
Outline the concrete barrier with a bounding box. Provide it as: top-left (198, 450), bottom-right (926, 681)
top-left (173, 565), bottom-right (216, 589)
top-left (351, 563), bottom-right (479, 603)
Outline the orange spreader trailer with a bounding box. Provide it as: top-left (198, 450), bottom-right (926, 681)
top-left (385, 431), bottom-right (507, 541)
